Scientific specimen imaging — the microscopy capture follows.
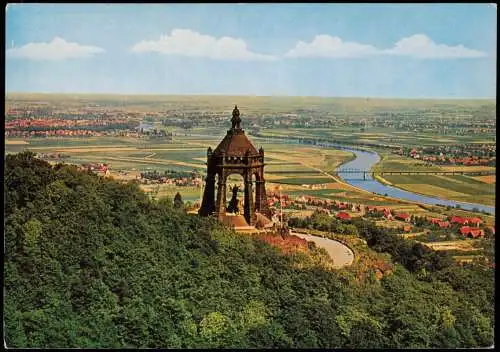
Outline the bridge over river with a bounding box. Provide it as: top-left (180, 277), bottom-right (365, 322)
top-left (334, 168), bottom-right (495, 180)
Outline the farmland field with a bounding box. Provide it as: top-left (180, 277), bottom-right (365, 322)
top-left (372, 153), bottom-right (441, 172)
top-left (5, 134), bottom-right (363, 202)
top-left (4, 94), bottom-right (495, 211)
top-left (382, 174), bottom-right (495, 206)
top-left (258, 125), bottom-right (496, 147)
top-left (272, 177), bottom-right (335, 185)
top-left (5, 130), bottom-right (495, 210)
top-left (472, 175), bottom-right (496, 184)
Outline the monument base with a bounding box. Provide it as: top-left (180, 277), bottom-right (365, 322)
top-left (220, 213), bottom-right (259, 233)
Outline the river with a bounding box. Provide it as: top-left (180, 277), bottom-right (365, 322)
top-left (192, 134), bottom-right (495, 215)
top-left (335, 146), bottom-right (495, 215)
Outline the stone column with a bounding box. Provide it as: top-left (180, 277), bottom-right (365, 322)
top-left (258, 177), bottom-right (271, 218)
top-left (244, 171), bottom-right (255, 226)
top-left (199, 173), bottom-right (216, 216)
top-left (215, 171), bottom-right (227, 220)
top-left (255, 178), bottom-right (262, 212)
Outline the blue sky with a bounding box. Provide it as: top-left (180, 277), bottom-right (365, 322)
top-left (5, 3), bottom-right (497, 98)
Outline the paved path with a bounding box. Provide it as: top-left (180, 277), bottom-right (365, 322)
top-left (291, 232), bottom-right (354, 268)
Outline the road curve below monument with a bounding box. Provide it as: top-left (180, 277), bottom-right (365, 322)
top-left (291, 232), bottom-right (354, 268)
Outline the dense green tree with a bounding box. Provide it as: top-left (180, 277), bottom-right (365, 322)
top-left (3, 152), bottom-right (494, 348)
top-left (174, 192), bottom-right (184, 209)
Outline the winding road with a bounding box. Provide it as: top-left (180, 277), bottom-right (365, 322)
top-left (292, 231), bottom-right (354, 268)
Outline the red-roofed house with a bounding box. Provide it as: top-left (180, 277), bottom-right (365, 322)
top-left (438, 221), bottom-right (451, 229)
top-left (403, 225), bottom-right (412, 232)
top-left (395, 213), bottom-right (411, 222)
top-left (469, 229), bottom-right (484, 238)
top-left (460, 226), bottom-right (485, 238)
top-left (383, 210), bottom-right (393, 220)
top-left (450, 216), bottom-right (468, 225)
top-left (467, 217), bottom-right (482, 227)
top-left (428, 217), bottom-right (441, 224)
top-left (460, 226), bottom-right (471, 236)
top-left (336, 212), bottom-right (352, 221)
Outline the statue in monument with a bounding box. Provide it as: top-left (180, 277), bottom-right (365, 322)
top-left (227, 184), bottom-right (240, 214)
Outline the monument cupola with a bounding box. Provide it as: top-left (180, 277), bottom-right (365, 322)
top-left (199, 106), bottom-right (271, 227)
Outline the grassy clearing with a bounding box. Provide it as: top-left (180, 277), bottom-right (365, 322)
top-left (5, 139), bottom-right (29, 145)
top-left (385, 175), bottom-right (495, 196)
top-left (121, 152), bottom-right (159, 158)
top-left (285, 188), bottom-right (346, 196)
top-left (27, 137), bottom-right (140, 147)
top-left (141, 184), bottom-right (202, 201)
top-left (268, 171), bottom-right (322, 176)
top-left (373, 155), bottom-right (441, 172)
top-left (5, 145), bottom-right (29, 154)
top-left (272, 177), bottom-right (335, 185)
top-left (264, 161), bottom-right (302, 165)
top-left (382, 173), bottom-right (495, 206)
top-left (150, 150), bottom-right (207, 163)
top-left (283, 188), bottom-right (397, 206)
top-left (382, 174), bottom-right (494, 194)
top-left (265, 164), bottom-right (318, 173)
top-left (472, 175), bottom-right (496, 184)
top-left (449, 174), bottom-right (494, 186)
top-left (439, 165), bottom-right (496, 173)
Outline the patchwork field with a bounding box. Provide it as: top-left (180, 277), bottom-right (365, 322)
top-left (5, 135), bottom-right (362, 201)
top-left (472, 175), bottom-right (496, 184)
top-left (260, 125), bottom-right (496, 147)
top-left (369, 151), bottom-right (496, 207)
top-left (5, 140), bottom-right (28, 145)
top-left (5, 131), bottom-right (495, 210)
top-left (440, 165), bottom-right (496, 172)
top-left (141, 184), bottom-right (202, 202)
top-left (272, 177), bottom-right (335, 185)
top-left (382, 174), bottom-right (495, 206)
top-left (372, 153), bottom-right (441, 172)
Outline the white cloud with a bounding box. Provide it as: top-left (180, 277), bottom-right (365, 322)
top-left (6, 37), bottom-right (105, 61)
top-left (284, 35), bottom-right (379, 58)
top-left (284, 33), bottom-right (487, 59)
top-left (384, 34), bottom-right (488, 58)
top-left (131, 29), bottom-right (277, 61)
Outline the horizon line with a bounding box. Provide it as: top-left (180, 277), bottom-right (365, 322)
top-left (5, 91), bottom-right (496, 100)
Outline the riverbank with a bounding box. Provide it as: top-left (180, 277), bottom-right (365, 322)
top-left (245, 134), bottom-right (494, 214)
top-left (335, 146), bottom-right (495, 215)
top-left (367, 150), bottom-right (494, 206)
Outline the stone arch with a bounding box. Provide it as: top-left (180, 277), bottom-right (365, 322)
top-left (226, 173), bottom-right (245, 215)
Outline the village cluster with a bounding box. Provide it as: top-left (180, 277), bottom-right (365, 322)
top-left (394, 145), bottom-right (496, 166)
top-left (264, 191), bottom-right (493, 239)
top-left (4, 117), bottom-right (151, 138)
top-left (372, 110), bottom-right (495, 135)
top-left (137, 170), bottom-right (203, 187)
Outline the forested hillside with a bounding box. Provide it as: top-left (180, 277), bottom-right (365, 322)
top-left (4, 152), bottom-right (494, 348)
